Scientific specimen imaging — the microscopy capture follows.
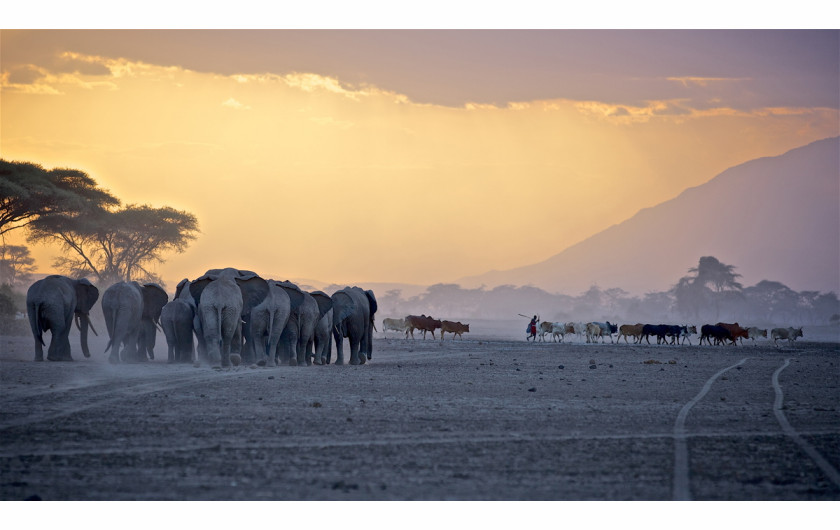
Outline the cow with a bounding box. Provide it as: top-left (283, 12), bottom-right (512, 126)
top-left (700, 324), bottom-right (734, 346)
top-left (567, 322), bottom-right (586, 341)
top-left (404, 315), bottom-right (442, 340)
top-left (771, 327), bottom-right (803, 345)
top-left (716, 322), bottom-right (749, 345)
top-left (746, 327), bottom-right (768, 342)
top-left (586, 321), bottom-right (617, 343)
top-left (640, 324), bottom-right (670, 345)
top-left (539, 321), bottom-right (565, 342)
top-left (551, 322), bottom-right (572, 342)
top-left (617, 323), bottom-right (644, 344)
top-left (679, 325), bottom-right (698, 345)
top-left (382, 317), bottom-right (406, 335)
top-left (440, 320), bottom-right (470, 340)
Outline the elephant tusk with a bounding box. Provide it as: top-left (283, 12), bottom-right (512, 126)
top-left (75, 315), bottom-right (82, 332)
top-left (87, 318), bottom-right (99, 337)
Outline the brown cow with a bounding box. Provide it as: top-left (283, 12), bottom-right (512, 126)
top-left (440, 320), bottom-right (470, 340)
top-left (617, 323), bottom-right (644, 344)
top-left (405, 314), bottom-right (442, 340)
top-left (716, 322), bottom-right (749, 345)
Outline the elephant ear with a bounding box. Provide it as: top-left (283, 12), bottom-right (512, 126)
top-left (365, 289), bottom-right (378, 317)
top-left (189, 275), bottom-right (213, 307)
top-left (310, 291), bottom-right (333, 320)
top-left (141, 283), bottom-right (169, 321)
top-left (174, 278), bottom-right (190, 300)
top-left (332, 290), bottom-right (356, 324)
top-left (235, 275), bottom-right (269, 315)
top-left (73, 278), bottom-right (99, 315)
top-left (276, 281), bottom-right (305, 312)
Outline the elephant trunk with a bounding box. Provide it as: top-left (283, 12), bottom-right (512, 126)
top-left (78, 312), bottom-right (92, 358)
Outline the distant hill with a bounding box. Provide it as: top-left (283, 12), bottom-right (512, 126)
top-left (458, 137), bottom-right (840, 295)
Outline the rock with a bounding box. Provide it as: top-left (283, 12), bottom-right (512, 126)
top-left (589, 364), bottom-right (597, 369)
top-left (558, 365), bottom-right (564, 369)
top-left (589, 359), bottom-right (596, 365)
top-left (528, 387), bottom-right (537, 392)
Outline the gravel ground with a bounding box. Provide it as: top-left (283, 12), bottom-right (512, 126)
top-left (1, 327), bottom-right (838, 501)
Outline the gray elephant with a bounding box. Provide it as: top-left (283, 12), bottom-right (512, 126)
top-left (331, 286), bottom-right (377, 365)
top-left (136, 282), bottom-right (169, 360)
top-left (274, 281), bottom-right (319, 366)
top-left (310, 290), bottom-right (333, 365)
top-left (249, 281), bottom-right (292, 367)
top-left (102, 281), bottom-right (168, 363)
top-left (26, 275), bottom-right (99, 362)
top-left (160, 278), bottom-right (196, 364)
top-left (189, 268), bottom-right (268, 368)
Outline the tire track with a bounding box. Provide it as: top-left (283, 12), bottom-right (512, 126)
top-left (672, 357), bottom-right (748, 501)
top-left (772, 358), bottom-right (840, 488)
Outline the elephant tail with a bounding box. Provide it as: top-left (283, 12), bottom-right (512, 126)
top-left (103, 307), bottom-right (118, 353)
top-left (29, 302), bottom-right (45, 346)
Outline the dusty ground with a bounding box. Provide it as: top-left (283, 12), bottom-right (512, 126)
top-left (1, 323), bottom-right (839, 501)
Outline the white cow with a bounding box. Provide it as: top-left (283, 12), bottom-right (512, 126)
top-left (382, 318), bottom-right (407, 335)
top-left (746, 327), bottom-right (768, 342)
top-left (771, 327), bottom-right (803, 345)
top-left (539, 321), bottom-right (564, 342)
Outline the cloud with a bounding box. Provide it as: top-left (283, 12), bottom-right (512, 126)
top-left (221, 97), bottom-right (250, 110)
top-left (667, 76), bottom-right (751, 87)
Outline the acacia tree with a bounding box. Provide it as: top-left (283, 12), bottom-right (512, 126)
top-left (0, 244), bottom-right (37, 287)
top-left (674, 256), bottom-right (743, 320)
top-left (0, 160), bottom-right (119, 237)
top-left (29, 204), bottom-right (199, 287)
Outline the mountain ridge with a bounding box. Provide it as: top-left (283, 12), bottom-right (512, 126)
top-left (457, 136), bottom-right (840, 295)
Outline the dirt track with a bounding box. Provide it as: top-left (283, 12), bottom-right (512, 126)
top-left (1, 328), bottom-right (839, 501)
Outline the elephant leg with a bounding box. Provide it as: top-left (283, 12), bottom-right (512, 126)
top-left (333, 329), bottom-right (345, 365)
top-left (33, 335), bottom-right (44, 362)
top-left (349, 336), bottom-right (364, 365)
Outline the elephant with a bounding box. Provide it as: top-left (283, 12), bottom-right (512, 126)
top-left (160, 278), bottom-right (197, 364)
top-left (136, 282), bottom-right (169, 360)
top-left (331, 286), bottom-right (377, 365)
top-left (26, 275), bottom-right (99, 362)
top-left (102, 281), bottom-right (168, 363)
top-left (248, 281), bottom-right (292, 367)
top-left (310, 290), bottom-right (333, 365)
top-left (189, 268), bottom-right (268, 368)
top-left (274, 281), bottom-right (319, 366)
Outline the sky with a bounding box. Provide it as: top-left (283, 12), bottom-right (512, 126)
top-left (2, 22), bottom-right (838, 290)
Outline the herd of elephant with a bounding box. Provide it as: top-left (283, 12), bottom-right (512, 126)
top-left (24, 268), bottom-right (378, 367)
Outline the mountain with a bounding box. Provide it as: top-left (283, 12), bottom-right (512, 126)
top-left (458, 137), bottom-right (840, 295)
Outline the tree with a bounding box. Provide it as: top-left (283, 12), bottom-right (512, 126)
top-left (689, 256), bottom-right (743, 293)
top-left (28, 204), bottom-right (199, 287)
top-left (0, 244), bottom-right (37, 287)
top-left (0, 160), bottom-right (119, 237)
top-left (674, 256), bottom-right (743, 319)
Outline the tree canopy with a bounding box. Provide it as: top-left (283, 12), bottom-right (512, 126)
top-left (0, 244), bottom-right (37, 287)
top-left (28, 204), bottom-right (199, 286)
top-left (0, 159), bottom-right (119, 237)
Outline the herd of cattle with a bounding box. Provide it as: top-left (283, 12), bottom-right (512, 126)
top-left (381, 316), bottom-right (804, 347)
top-left (382, 316), bottom-right (470, 340)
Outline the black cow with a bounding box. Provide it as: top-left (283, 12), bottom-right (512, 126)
top-left (700, 324), bottom-right (734, 346)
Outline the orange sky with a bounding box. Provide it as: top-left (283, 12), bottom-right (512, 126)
top-left (2, 30), bottom-right (838, 289)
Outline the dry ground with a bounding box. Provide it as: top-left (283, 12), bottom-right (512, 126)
top-left (1, 323), bottom-right (838, 501)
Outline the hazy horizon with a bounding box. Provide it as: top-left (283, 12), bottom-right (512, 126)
top-left (2, 29), bottom-right (838, 291)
